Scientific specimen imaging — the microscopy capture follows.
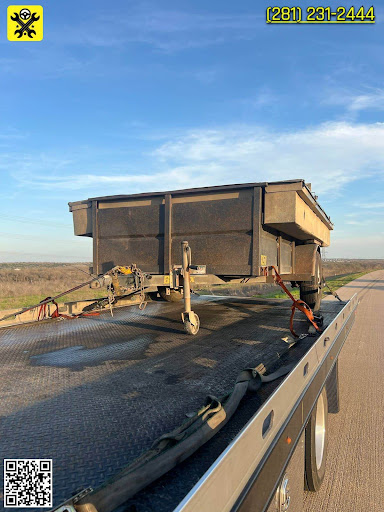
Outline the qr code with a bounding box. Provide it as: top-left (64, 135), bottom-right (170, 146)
top-left (4, 459), bottom-right (52, 508)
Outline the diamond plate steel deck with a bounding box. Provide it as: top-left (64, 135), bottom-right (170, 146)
top-left (0, 296), bottom-right (343, 512)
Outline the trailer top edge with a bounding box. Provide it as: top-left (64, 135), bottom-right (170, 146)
top-left (68, 179), bottom-right (304, 206)
top-left (68, 178), bottom-right (332, 227)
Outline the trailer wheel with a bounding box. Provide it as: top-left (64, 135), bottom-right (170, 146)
top-left (305, 386), bottom-right (328, 491)
top-left (158, 287), bottom-right (183, 302)
top-left (299, 250), bottom-right (323, 312)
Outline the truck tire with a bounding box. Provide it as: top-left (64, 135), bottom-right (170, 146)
top-left (299, 250), bottom-right (322, 312)
top-left (158, 287), bottom-right (183, 302)
top-left (305, 386), bottom-right (328, 491)
top-left (326, 360), bottom-right (340, 414)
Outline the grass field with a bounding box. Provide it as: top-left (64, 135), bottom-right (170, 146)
top-left (257, 271), bottom-right (372, 300)
top-left (0, 260), bottom-right (382, 311)
top-left (0, 263), bottom-right (105, 310)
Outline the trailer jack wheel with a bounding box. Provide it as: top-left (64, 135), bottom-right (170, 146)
top-left (182, 312), bottom-right (200, 335)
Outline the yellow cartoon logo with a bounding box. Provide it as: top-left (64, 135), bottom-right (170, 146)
top-left (8, 5), bottom-right (43, 41)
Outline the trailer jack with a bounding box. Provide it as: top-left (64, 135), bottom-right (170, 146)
top-left (181, 241), bottom-right (200, 335)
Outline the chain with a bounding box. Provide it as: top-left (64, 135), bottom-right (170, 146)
top-left (322, 277), bottom-right (343, 302)
top-left (134, 266), bottom-right (147, 310)
top-left (108, 265), bottom-right (148, 313)
top-left (107, 283), bottom-right (115, 316)
top-left (0, 264), bottom-right (149, 325)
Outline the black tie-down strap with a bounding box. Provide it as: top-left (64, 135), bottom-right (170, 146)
top-left (69, 363), bottom-right (294, 512)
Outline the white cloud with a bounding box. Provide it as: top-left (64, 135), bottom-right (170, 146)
top-left (5, 121), bottom-right (384, 259)
top-left (9, 121), bottom-right (384, 199)
top-left (151, 121), bottom-right (384, 195)
top-left (0, 128), bottom-right (26, 141)
top-left (349, 93), bottom-right (384, 112)
top-left (325, 88), bottom-right (384, 113)
top-left (243, 89), bottom-right (277, 109)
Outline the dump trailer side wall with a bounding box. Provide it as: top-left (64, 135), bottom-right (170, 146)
top-left (97, 197), bottom-right (165, 274)
top-left (95, 188), bottom-right (260, 275)
top-left (69, 180), bottom-right (332, 276)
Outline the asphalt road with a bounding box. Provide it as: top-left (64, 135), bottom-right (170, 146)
top-left (303, 269), bottom-right (384, 512)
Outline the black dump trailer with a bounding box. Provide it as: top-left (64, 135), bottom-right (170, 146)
top-left (69, 179), bottom-right (332, 333)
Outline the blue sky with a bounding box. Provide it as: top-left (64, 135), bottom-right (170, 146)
top-left (1, 0), bottom-right (383, 261)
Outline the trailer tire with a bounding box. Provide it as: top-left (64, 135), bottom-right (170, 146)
top-left (299, 250), bottom-right (323, 312)
top-left (305, 386), bottom-right (328, 492)
top-left (158, 287), bottom-right (183, 302)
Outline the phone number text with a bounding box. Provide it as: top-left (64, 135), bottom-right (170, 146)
top-left (266, 6), bottom-right (375, 23)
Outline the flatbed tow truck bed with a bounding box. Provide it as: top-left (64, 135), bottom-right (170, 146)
top-left (0, 295), bottom-right (356, 512)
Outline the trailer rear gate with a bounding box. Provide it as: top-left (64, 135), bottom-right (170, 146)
top-left (0, 296), bottom-right (346, 511)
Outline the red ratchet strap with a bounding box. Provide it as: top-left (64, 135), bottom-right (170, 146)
top-left (37, 297), bottom-right (100, 321)
top-left (270, 266), bottom-right (321, 338)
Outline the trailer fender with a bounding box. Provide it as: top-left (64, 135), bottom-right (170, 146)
top-left (294, 243), bottom-right (319, 276)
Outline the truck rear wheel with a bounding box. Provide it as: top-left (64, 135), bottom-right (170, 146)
top-left (299, 250), bottom-right (322, 312)
top-left (305, 386), bottom-right (328, 491)
top-left (158, 287), bottom-right (183, 302)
